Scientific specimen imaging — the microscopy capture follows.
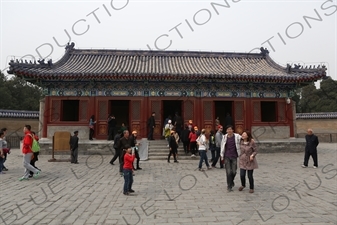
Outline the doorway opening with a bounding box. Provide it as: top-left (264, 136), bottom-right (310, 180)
top-left (214, 101), bottom-right (234, 129)
top-left (109, 100), bottom-right (130, 131)
top-left (162, 100), bottom-right (183, 125)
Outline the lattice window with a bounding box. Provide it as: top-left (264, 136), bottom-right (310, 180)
top-left (278, 102), bottom-right (286, 121)
top-left (132, 101), bottom-right (141, 120)
top-left (51, 100), bottom-right (60, 122)
top-left (152, 101), bottom-right (160, 120)
top-left (79, 101), bottom-right (88, 121)
top-left (235, 101), bottom-right (244, 121)
top-left (253, 102), bottom-right (261, 122)
top-left (261, 101), bottom-right (277, 122)
top-left (203, 101), bottom-right (212, 121)
top-left (61, 100), bottom-right (79, 121)
top-left (99, 101), bottom-right (107, 120)
top-left (184, 100), bottom-right (194, 121)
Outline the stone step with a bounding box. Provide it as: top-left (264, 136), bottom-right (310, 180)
top-left (149, 155), bottom-right (202, 161)
top-left (148, 140), bottom-right (197, 160)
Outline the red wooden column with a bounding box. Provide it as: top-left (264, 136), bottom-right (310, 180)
top-left (245, 99), bottom-right (253, 131)
top-left (42, 96), bottom-right (50, 138)
top-left (286, 100), bottom-right (295, 137)
top-left (195, 97), bottom-right (203, 129)
top-left (201, 99), bottom-right (214, 134)
top-left (150, 99), bottom-right (162, 140)
top-left (142, 96), bottom-right (149, 139)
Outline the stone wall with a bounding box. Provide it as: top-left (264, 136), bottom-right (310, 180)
top-left (38, 139), bottom-right (114, 156)
top-left (47, 125), bottom-right (90, 140)
top-left (257, 139), bottom-right (306, 153)
top-left (251, 126), bottom-right (290, 140)
top-left (0, 118), bottom-right (40, 148)
top-left (296, 119), bottom-right (337, 142)
top-left (0, 118), bottom-right (40, 135)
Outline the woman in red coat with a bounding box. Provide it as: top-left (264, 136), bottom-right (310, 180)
top-left (189, 128), bottom-right (198, 158)
top-left (123, 146), bottom-right (135, 195)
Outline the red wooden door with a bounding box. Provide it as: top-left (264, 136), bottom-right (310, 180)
top-left (202, 100), bottom-right (214, 134)
top-left (130, 100), bottom-right (142, 136)
top-left (234, 100), bottom-right (245, 134)
top-left (183, 99), bottom-right (194, 125)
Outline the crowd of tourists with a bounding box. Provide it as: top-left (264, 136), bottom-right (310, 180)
top-left (0, 114), bottom-right (319, 197)
top-left (0, 125), bottom-right (41, 180)
top-left (109, 129), bottom-right (141, 195)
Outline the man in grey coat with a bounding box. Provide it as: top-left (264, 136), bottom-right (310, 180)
top-left (211, 125), bottom-right (224, 168)
top-left (70, 131), bottom-right (79, 164)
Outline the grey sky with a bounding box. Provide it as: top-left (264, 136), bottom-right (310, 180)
top-left (1, 0), bottom-right (336, 81)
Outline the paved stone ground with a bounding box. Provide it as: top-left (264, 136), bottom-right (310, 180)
top-left (0, 143), bottom-right (336, 225)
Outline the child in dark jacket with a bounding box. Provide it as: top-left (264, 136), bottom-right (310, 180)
top-left (123, 145), bottom-right (135, 195)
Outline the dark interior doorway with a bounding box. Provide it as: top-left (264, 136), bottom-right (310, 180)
top-left (163, 100), bottom-right (183, 125)
top-left (110, 100), bottom-right (130, 130)
top-left (214, 101), bottom-right (234, 128)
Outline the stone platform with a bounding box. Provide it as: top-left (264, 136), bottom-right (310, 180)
top-left (38, 138), bottom-right (115, 156)
top-left (37, 138), bottom-right (307, 161)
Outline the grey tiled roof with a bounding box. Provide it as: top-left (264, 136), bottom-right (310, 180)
top-left (0, 109), bottom-right (39, 118)
top-left (296, 112), bottom-right (337, 119)
top-left (8, 43), bottom-right (326, 83)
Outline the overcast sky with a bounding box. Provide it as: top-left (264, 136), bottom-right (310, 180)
top-left (1, 0), bottom-right (336, 81)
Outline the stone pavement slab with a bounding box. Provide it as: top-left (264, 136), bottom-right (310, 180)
top-left (0, 143), bottom-right (336, 225)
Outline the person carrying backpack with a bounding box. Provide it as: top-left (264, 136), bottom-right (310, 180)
top-left (19, 125), bottom-right (41, 181)
top-left (29, 131), bottom-right (41, 177)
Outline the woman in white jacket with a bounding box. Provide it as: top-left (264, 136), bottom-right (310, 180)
top-left (198, 129), bottom-right (212, 171)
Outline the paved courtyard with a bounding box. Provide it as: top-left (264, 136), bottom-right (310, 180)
top-left (0, 143), bottom-right (336, 225)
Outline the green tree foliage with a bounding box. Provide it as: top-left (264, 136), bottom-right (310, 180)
top-left (0, 72), bottom-right (43, 110)
top-left (297, 77), bottom-right (337, 113)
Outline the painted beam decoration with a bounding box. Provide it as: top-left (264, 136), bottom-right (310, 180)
top-left (44, 80), bottom-right (294, 98)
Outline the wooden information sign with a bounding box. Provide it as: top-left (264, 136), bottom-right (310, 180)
top-left (48, 131), bottom-right (71, 162)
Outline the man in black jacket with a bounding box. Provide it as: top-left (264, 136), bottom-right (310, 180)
top-left (302, 128), bottom-right (319, 168)
top-left (110, 130), bottom-right (122, 165)
top-left (147, 112), bottom-right (156, 140)
top-left (168, 130), bottom-right (178, 163)
top-left (173, 112), bottom-right (183, 139)
top-left (119, 130), bottom-right (134, 175)
top-left (181, 125), bottom-right (190, 154)
top-left (130, 131), bottom-right (142, 170)
top-left (107, 114), bottom-right (117, 141)
top-left (70, 131), bottom-right (79, 164)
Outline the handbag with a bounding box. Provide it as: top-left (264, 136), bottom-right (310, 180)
top-left (2, 148), bottom-right (10, 154)
top-left (89, 125), bottom-right (94, 129)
